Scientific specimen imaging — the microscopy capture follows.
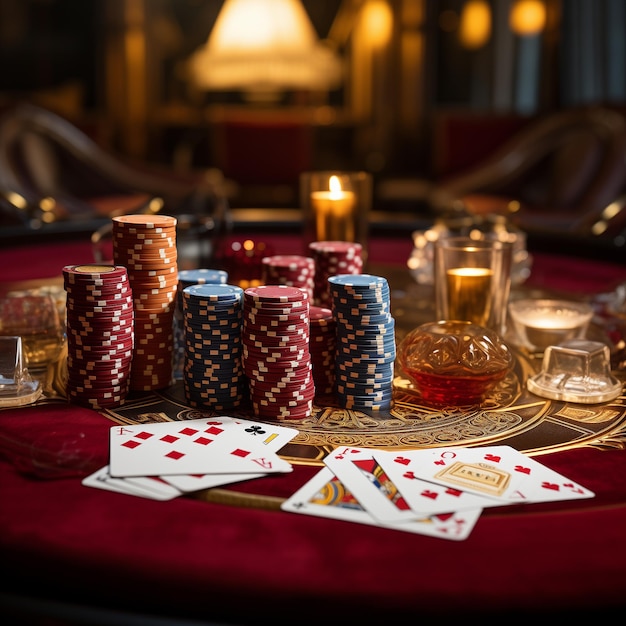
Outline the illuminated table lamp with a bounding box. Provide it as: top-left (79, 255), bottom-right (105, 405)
top-left (186, 0), bottom-right (342, 101)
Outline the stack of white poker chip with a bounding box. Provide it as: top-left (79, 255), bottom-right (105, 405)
top-left (63, 264), bottom-right (133, 409)
top-left (261, 255), bottom-right (316, 301)
top-left (112, 214), bottom-right (178, 391)
top-left (329, 274), bottom-right (395, 411)
top-left (308, 241), bottom-right (363, 307)
top-left (242, 285), bottom-right (315, 421)
top-left (173, 268), bottom-right (229, 380)
top-left (182, 283), bottom-right (245, 410)
top-left (309, 305), bottom-right (337, 398)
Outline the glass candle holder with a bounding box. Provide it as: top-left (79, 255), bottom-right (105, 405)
top-left (301, 171), bottom-right (372, 257)
top-left (508, 298), bottom-right (593, 353)
top-left (408, 219), bottom-right (531, 287)
top-left (434, 237), bottom-right (513, 336)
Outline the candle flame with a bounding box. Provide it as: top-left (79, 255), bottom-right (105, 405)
top-left (329, 175), bottom-right (343, 199)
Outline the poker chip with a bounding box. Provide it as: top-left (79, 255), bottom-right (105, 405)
top-left (112, 214), bottom-right (177, 228)
top-left (329, 273), bottom-right (396, 411)
top-left (178, 268), bottom-right (228, 286)
top-left (245, 284), bottom-right (308, 303)
top-left (242, 285), bottom-right (314, 420)
top-left (63, 264), bottom-right (133, 409)
top-left (63, 264), bottom-right (129, 282)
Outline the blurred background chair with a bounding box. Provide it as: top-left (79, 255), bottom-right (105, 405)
top-left (426, 106), bottom-right (626, 251)
top-left (0, 102), bottom-right (230, 246)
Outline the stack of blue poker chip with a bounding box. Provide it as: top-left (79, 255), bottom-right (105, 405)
top-left (173, 268), bottom-right (228, 380)
top-left (178, 268), bottom-right (229, 291)
top-left (328, 274), bottom-right (395, 411)
top-left (181, 283), bottom-right (245, 410)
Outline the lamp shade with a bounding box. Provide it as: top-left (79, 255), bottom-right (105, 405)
top-left (187, 0), bottom-right (342, 92)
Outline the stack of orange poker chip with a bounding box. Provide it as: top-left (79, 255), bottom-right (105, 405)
top-left (112, 214), bottom-right (178, 390)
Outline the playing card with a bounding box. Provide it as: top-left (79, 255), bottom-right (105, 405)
top-left (281, 466), bottom-right (482, 540)
top-left (387, 445), bottom-right (595, 504)
top-left (160, 417), bottom-right (299, 492)
top-left (372, 448), bottom-right (501, 515)
top-left (82, 465), bottom-right (182, 500)
top-left (108, 416), bottom-right (293, 477)
top-left (324, 446), bottom-right (428, 523)
top-left (159, 471), bottom-right (259, 492)
top-left (122, 475), bottom-right (185, 500)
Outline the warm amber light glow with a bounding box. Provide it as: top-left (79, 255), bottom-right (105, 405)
top-left (362, 1), bottom-right (393, 49)
top-left (5, 191), bottom-right (27, 210)
top-left (603, 201), bottom-right (622, 221)
top-left (591, 200), bottom-right (624, 235)
top-left (211, 0), bottom-right (307, 53)
top-left (459, 0), bottom-right (491, 49)
top-left (39, 197), bottom-right (56, 212)
top-left (509, 0), bottom-right (547, 36)
top-left (591, 220), bottom-right (608, 236)
top-left (187, 0), bottom-right (342, 92)
top-left (147, 197), bottom-right (164, 214)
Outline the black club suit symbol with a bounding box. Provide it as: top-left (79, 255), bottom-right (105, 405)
top-left (245, 425), bottom-right (266, 436)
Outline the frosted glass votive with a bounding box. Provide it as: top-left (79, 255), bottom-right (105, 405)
top-left (508, 298), bottom-right (593, 353)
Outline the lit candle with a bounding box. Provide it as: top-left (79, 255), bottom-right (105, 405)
top-left (508, 299), bottom-right (593, 352)
top-left (310, 175), bottom-right (356, 241)
top-left (446, 266), bottom-right (494, 328)
top-left (523, 311), bottom-right (584, 329)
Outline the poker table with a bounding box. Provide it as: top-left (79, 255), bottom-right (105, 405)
top-left (1, 226), bottom-right (626, 624)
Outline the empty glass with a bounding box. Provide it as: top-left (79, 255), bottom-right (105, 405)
top-left (527, 339), bottom-right (622, 404)
top-left (0, 293), bottom-right (65, 394)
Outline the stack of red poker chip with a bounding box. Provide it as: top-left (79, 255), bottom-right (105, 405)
top-left (261, 255), bottom-right (316, 301)
top-left (112, 214), bottom-right (178, 391)
top-left (308, 241), bottom-right (363, 307)
top-left (242, 285), bottom-right (315, 421)
top-left (63, 264), bottom-right (133, 409)
top-left (309, 305), bottom-right (336, 398)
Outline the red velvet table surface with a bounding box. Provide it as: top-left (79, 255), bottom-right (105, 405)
top-left (0, 403), bottom-right (625, 623)
top-left (1, 234), bottom-right (626, 622)
top-left (2, 234), bottom-right (626, 295)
